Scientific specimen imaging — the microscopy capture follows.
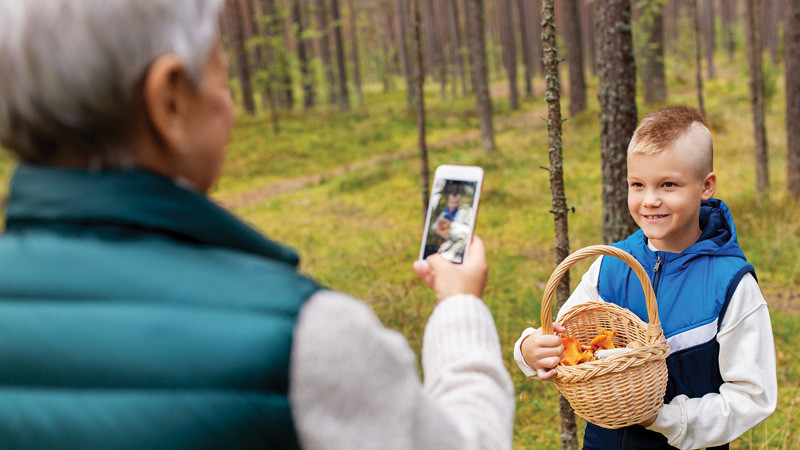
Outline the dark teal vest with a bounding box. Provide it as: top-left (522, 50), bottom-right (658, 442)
top-left (0, 165), bottom-right (320, 449)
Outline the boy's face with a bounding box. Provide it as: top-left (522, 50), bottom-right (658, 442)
top-left (627, 144), bottom-right (716, 253)
top-left (447, 193), bottom-right (461, 210)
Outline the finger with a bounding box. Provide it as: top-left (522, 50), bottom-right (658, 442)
top-left (553, 323), bottom-right (567, 334)
top-left (413, 260), bottom-right (435, 288)
top-left (537, 367), bottom-right (558, 380)
top-left (462, 235), bottom-right (486, 267)
top-left (424, 253), bottom-right (449, 273)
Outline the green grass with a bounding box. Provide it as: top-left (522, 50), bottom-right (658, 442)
top-left (1, 50), bottom-right (799, 448)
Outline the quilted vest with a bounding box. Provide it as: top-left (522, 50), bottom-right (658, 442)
top-left (583, 199), bottom-right (754, 450)
top-left (0, 165), bottom-right (320, 449)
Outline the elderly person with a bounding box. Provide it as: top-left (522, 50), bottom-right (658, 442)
top-left (0, 1), bottom-right (514, 449)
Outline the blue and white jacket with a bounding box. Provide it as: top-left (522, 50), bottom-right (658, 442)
top-left (583, 199), bottom-right (756, 449)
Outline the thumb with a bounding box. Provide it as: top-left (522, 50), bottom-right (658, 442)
top-left (413, 259), bottom-right (435, 288)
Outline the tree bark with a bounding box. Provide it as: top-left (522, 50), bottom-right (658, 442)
top-left (395, 0), bottom-right (416, 109)
top-left (230, 0), bottom-right (257, 114)
top-left (638, 0), bottom-right (666, 104)
top-left (761, 0), bottom-right (780, 64)
top-left (582, 0), bottom-right (597, 76)
top-left (744, 0), bottom-right (770, 197)
top-left (787, 0), bottom-right (800, 196)
top-left (517, 0), bottom-right (535, 96)
top-left (292, 0), bottom-right (316, 109)
top-left (596, 0), bottom-right (638, 243)
top-left (314, 0), bottom-right (339, 105)
top-left (690, 0), bottom-right (706, 118)
top-left (331, 0), bottom-right (351, 110)
top-left (446, 0), bottom-right (469, 95)
top-left (703, 0), bottom-right (715, 79)
top-left (412, 0), bottom-right (430, 219)
top-left (532, 0), bottom-right (545, 75)
top-left (721, 0), bottom-right (737, 62)
top-left (562, 0), bottom-right (587, 116)
top-left (262, 0), bottom-right (294, 110)
top-left (500, 0), bottom-right (520, 110)
top-left (465, 0), bottom-right (496, 153)
top-left (542, 1), bottom-right (578, 448)
top-left (346, 0), bottom-right (363, 106)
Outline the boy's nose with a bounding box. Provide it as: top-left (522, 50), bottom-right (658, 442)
top-left (643, 191), bottom-right (662, 207)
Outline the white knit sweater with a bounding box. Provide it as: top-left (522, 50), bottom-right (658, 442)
top-left (290, 292), bottom-right (515, 449)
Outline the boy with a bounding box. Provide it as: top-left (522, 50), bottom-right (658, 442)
top-left (514, 106), bottom-right (777, 449)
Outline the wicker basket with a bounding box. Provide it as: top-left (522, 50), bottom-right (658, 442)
top-left (540, 245), bottom-right (670, 429)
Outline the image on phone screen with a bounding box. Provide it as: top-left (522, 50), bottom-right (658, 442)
top-left (421, 179), bottom-right (478, 264)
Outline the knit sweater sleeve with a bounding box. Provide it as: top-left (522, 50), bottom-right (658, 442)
top-left (289, 290), bottom-right (515, 450)
top-left (647, 273), bottom-right (778, 449)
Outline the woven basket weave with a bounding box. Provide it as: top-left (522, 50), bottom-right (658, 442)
top-left (540, 245), bottom-right (670, 429)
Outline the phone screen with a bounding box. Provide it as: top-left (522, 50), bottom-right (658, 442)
top-left (420, 174), bottom-right (481, 264)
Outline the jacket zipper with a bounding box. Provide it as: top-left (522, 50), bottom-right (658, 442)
top-left (652, 253), bottom-right (663, 297)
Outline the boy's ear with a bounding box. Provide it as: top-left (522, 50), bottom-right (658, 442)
top-left (701, 172), bottom-right (717, 200)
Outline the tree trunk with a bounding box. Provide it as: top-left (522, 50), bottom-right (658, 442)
top-left (412, 0), bottom-right (430, 219)
top-left (447, 0), bottom-right (469, 95)
top-left (331, 0), bottom-right (351, 110)
top-left (745, 0), bottom-right (770, 197)
top-left (761, 0), bottom-right (780, 64)
top-left (517, 0), bottom-right (535, 96)
top-left (292, 0), bottom-right (316, 109)
top-left (703, 0), bottom-right (715, 79)
top-left (465, 0), bottom-right (496, 153)
top-left (638, 0), bottom-right (666, 104)
top-left (533, 0), bottom-right (545, 75)
top-left (500, 0), bottom-right (520, 110)
top-left (721, 0), bottom-right (737, 62)
top-left (562, 0), bottom-right (587, 116)
top-left (230, 0), bottom-right (257, 114)
top-left (542, 1), bottom-right (578, 448)
top-left (788, 0), bottom-right (800, 196)
top-left (249, 0), bottom-right (282, 132)
top-left (395, 0), bottom-right (416, 109)
top-left (690, 0), bottom-right (706, 118)
top-left (346, 0), bottom-right (363, 106)
top-left (582, 0), bottom-right (597, 76)
top-left (262, 0), bottom-right (294, 110)
top-left (596, 0), bottom-right (638, 243)
top-left (314, 0), bottom-right (338, 105)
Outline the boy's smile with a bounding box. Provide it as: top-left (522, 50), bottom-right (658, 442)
top-left (627, 143), bottom-right (716, 253)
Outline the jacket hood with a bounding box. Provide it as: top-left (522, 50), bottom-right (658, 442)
top-left (622, 198), bottom-right (747, 274)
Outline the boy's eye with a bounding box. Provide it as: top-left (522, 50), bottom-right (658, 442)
top-left (663, 182), bottom-right (676, 188)
top-left (630, 182), bottom-right (643, 188)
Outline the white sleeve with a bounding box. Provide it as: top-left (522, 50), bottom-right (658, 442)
top-left (290, 290), bottom-right (515, 450)
top-left (512, 256), bottom-right (604, 377)
top-left (648, 273), bottom-right (778, 449)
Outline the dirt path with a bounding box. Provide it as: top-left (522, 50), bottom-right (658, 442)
top-left (214, 102), bottom-right (548, 209)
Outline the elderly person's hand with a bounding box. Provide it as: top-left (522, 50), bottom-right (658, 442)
top-left (413, 235), bottom-right (487, 302)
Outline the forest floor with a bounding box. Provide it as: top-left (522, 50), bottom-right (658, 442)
top-left (215, 98), bottom-right (547, 209)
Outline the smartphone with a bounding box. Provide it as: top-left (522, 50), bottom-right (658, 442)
top-left (419, 164), bottom-right (484, 264)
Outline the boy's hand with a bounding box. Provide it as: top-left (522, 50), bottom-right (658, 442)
top-left (413, 235), bottom-right (487, 302)
top-left (520, 323), bottom-right (567, 380)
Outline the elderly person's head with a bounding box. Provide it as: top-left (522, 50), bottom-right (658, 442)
top-left (0, 0), bottom-right (231, 193)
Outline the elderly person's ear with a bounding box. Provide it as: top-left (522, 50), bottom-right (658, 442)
top-left (141, 55), bottom-right (194, 156)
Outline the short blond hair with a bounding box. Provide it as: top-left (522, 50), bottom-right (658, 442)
top-left (628, 106), bottom-right (713, 178)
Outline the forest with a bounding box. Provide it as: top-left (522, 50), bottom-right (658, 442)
top-left (0, 0), bottom-right (795, 448)
top-left (207, 0), bottom-right (800, 447)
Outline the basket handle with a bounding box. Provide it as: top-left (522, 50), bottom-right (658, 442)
top-left (540, 245), bottom-right (663, 343)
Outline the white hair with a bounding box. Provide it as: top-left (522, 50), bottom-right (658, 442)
top-left (0, 0), bottom-right (223, 166)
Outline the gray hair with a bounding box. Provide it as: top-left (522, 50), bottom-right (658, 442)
top-left (0, 0), bottom-right (224, 167)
